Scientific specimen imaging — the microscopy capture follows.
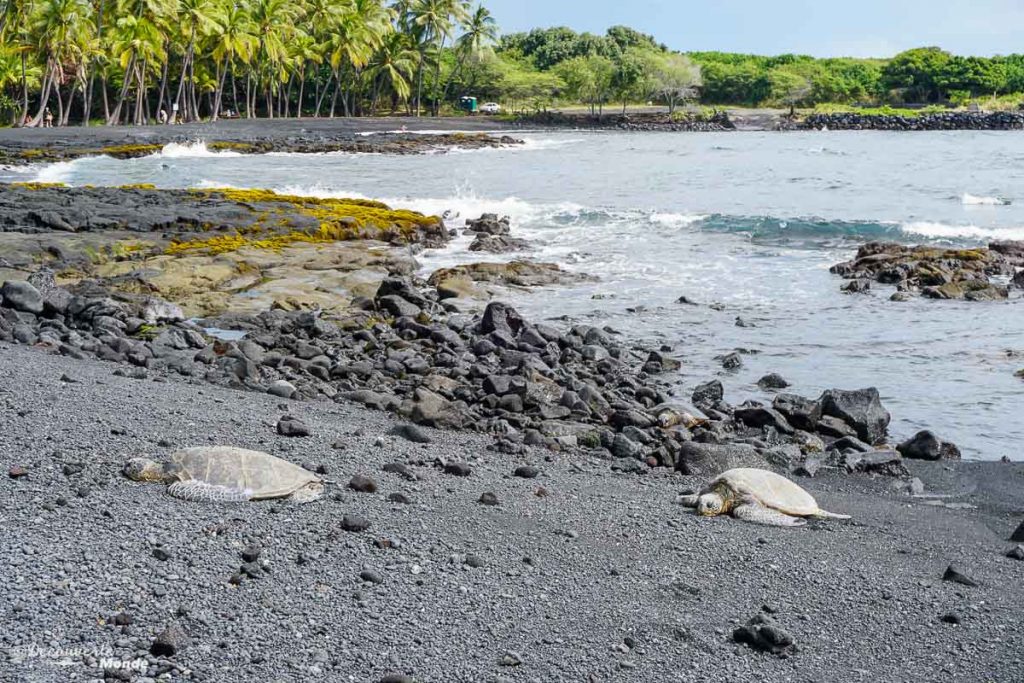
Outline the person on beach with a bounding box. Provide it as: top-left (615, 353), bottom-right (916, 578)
top-left (158, 109), bottom-right (168, 124)
top-left (43, 108), bottom-right (53, 128)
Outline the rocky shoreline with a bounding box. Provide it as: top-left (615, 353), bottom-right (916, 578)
top-left (801, 111), bottom-right (1024, 131)
top-left (1, 182), bottom-right (1023, 681)
top-left (0, 131), bottom-right (521, 165)
top-left (514, 111), bottom-right (735, 132)
top-left (0, 184), bottom-right (984, 480)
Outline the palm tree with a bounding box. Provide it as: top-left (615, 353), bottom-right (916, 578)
top-left (324, 0), bottom-right (391, 116)
top-left (173, 0), bottom-right (218, 122)
top-left (408, 0), bottom-right (467, 116)
top-left (109, 9), bottom-right (167, 124)
top-left (29, 0), bottom-right (96, 126)
top-left (441, 3), bottom-right (494, 107)
top-left (366, 30), bottom-right (415, 112)
top-left (209, 0), bottom-right (255, 120)
top-left (248, 0), bottom-right (300, 117)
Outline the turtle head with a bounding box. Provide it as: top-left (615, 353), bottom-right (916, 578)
top-left (123, 458), bottom-right (167, 483)
top-left (697, 492), bottom-right (725, 517)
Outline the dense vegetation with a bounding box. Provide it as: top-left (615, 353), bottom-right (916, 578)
top-left (1, 1), bottom-right (1023, 127)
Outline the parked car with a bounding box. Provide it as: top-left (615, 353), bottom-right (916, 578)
top-left (480, 102), bottom-right (501, 114)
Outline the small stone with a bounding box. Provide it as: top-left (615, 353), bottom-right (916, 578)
top-left (229, 572), bottom-right (246, 585)
top-left (499, 651), bottom-right (523, 666)
top-left (62, 463), bottom-right (85, 476)
top-left (940, 612), bottom-right (962, 625)
top-left (241, 561), bottom-right (263, 578)
top-left (152, 547), bottom-right (172, 561)
top-left (267, 379), bottom-right (297, 399)
top-left (1010, 520), bottom-right (1024, 542)
top-left (478, 492), bottom-right (500, 506)
top-left (513, 465), bottom-right (540, 479)
top-left (341, 515), bottom-right (371, 533)
top-left (941, 565), bottom-right (978, 587)
top-left (348, 475), bottom-right (378, 494)
top-left (732, 614), bottom-right (795, 656)
top-left (383, 462), bottom-right (417, 481)
top-left (465, 555), bottom-right (486, 568)
top-left (720, 352), bottom-right (743, 370)
top-left (276, 414), bottom-right (310, 437)
top-left (59, 373), bottom-right (80, 383)
top-left (112, 612), bottom-right (133, 626)
top-left (388, 492), bottom-right (412, 505)
top-left (379, 675), bottom-right (415, 683)
top-left (8, 465), bottom-right (28, 479)
top-left (360, 569), bottom-right (384, 584)
top-left (150, 624), bottom-right (189, 656)
top-left (241, 546), bottom-right (261, 563)
top-left (388, 424), bottom-right (433, 444)
top-left (443, 462), bottom-right (472, 477)
top-left (1005, 545), bottom-right (1024, 561)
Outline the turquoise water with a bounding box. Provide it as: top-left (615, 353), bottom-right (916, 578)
top-left (11, 130), bottom-right (1024, 459)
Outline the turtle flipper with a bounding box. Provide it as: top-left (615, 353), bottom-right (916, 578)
top-left (167, 481), bottom-right (252, 503)
top-left (732, 503), bottom-right (806, 527)
top-left (812, 509), bottom-right (851, 520)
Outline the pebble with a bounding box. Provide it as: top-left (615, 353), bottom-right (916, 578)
top-left (348, 474), bottom-right (378, 493)
top-left (152, 547), bottom-right (172, 561)
top-left (444, 462), bottom-right (472, 477)
top-left (942, 565), bottom-right (979, 587)
top-left (388, 424), bottom-right (433, 443)
top-left (1005, 545), bottom-right (1024, 561)
top-left (341, 515), bottom-right (371, 533)
top-left (150, 624), bottom-right (189, 656)
top-left (8, 465), bottom-right (28, 479)
top-left (479, 492), bottom-right (500, 506)
top-left (360, 569), bottom-right (385, 584)
top-left (276, 415), bottom-right (310, 437)
top-left (241, 545), bottom-right (262, 563)
top-left (513, 465), bottom-right (540, 479)
top-left (388, 492), bottom-right (412, 504)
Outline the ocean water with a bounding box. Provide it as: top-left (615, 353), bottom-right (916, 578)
top-left (11, 130), bottom-right (1024, 460)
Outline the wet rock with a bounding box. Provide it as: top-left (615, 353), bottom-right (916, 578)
top-left (692, 380), bottom-right (724, 411)
top-left (772, 394), bottom-right (821, 432)
top-left (942, 565), bottom-right (979, 587)
top-left (820, 388), bottom-right (890, 444)
top-left (734, 406), bottom-right (794, 434)
top-left (1006, 545), bottom-right (1024, 561)
top-left (1010, 520), bottom-right (1024, 543)
top-left (732, 614), bottom-right (796, 656)
top-left (897, 430), bottom-right (961, 461)
top-left (479, 492), bottom-right (500, 506)
top-left (758, 373), bottom-right (790, 390)
top-left (277, 414), bottom-right (310, 437)
top-left (941, 612), bottom-right (962, 625)
top-left (465, 214), bottom-right (511, 236)
top-left (720, 352), bottom-right (743, 370)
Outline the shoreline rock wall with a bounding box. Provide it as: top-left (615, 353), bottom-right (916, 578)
top-left (801, 111), bottom-right (1024, 131)
top-left (514, 111), bottom-right (735, 132)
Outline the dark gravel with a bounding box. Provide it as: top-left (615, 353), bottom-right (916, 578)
top-left (1, 343), bottom-right (1022, 682)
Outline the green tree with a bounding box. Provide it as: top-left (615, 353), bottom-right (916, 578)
top-left (881, 47), bottom-right (952, 102)
top-left (650, 52), bottom-right (701, 114)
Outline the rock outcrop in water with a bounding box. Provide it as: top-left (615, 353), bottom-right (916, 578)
top-left (830, 241), bottom-right (1024, 301)
top-left (514, 111), bottom-right (735, 132)
top-left (801, 111), bottom-right (1024, 131)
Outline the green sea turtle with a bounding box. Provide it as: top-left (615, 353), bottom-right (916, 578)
top-left (123, 446), bottom-right (324, 503)
top-left (677, 468), bottom-right (850, 527)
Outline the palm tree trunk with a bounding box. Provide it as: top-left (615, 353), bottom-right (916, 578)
top-left (19, 52), bottom-right (28, 125)
top-left (212, 57), bottom-right (228, 121)
top-left (296, 64), bottom-right (306, 119)
top-left (29, 61), bottom-right (55, 127)
top-left (156, 58), bottom-right (169, 119)
top-left (109, 53), bottom-right (137, 125)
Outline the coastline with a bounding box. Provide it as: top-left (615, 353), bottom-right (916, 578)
top-left (1, 342), bottom-right (1022, 682)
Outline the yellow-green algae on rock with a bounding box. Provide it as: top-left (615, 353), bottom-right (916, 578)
top-left (166, 188), bottom-right (443, 256)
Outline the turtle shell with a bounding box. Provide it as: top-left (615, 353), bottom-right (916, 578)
top-left (710, 468), bottom-right (820, 516)
top-left (170, 446), bottom-right (319, 500)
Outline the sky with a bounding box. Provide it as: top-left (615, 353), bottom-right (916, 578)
top-left (482, 0), bottom-right (1024, 58)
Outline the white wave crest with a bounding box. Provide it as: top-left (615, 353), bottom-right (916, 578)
top-left (901, 221), bottom-right (1024, 240)
top-left (156, 141), bottom-right (243, 158)
top-left (961, 193), bottom-right (1010, 206)
top-left (34, 160), bottom-right (78, 184)
top-left (648, 212), bottom-right (707, 228)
